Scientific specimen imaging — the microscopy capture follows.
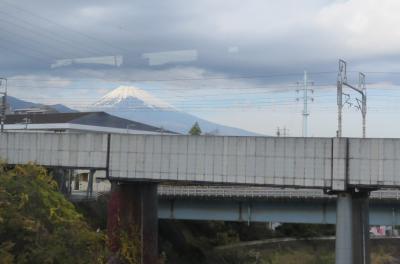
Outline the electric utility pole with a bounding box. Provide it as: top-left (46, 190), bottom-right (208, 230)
top-left (0, 78), bottom-right (7, 133)
top-left (276, 127), bottom-right (289, 137)
top-left (337, 59), bottom-right (367, 138)
top-left (296, 71), bottom-right (314, 137)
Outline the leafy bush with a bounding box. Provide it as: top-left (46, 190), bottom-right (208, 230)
top-left (0, 163), bottom-right (108, 263)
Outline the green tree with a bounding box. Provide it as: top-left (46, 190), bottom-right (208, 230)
top-left (0, 163), bottom-right (108, 263)
top-left (189, 122), bottom-right (202, 135)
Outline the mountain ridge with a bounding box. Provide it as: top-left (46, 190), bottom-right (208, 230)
top-left (6, 88), bottom-right (260, 136)
top-left (92, 86), bottom-right (260, 136)
top-left (6, 96), bottom-right (77, 113)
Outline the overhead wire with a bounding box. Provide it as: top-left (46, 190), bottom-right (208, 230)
top-left (0, 2), bottom-right (399, 116)
top-left (7, 72), bottom-right (338, 84)
top-left (0, 36), bottom-right (55, 64)
top-left (0, 14), bottom-right (105, 58)
top-left (0, 0), bottom-right (128, 54)
top-left (0, 24), bottom-right (78, 59)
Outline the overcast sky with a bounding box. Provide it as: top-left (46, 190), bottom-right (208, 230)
top-left (1, 0), bottom-right (400, 137)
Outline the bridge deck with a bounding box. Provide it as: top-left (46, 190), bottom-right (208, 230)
top-left (2, 132), bottom-right (400, 191)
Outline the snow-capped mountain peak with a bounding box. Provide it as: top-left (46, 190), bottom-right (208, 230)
top-left (93, 86), bottom-right (174, 109)
top-left (91, 85), bottom-right (258, 136)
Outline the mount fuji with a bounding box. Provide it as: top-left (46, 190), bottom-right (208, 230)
top-left (91, 86), bottom-right (258, 136)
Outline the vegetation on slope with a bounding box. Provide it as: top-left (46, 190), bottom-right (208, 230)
top-left (0, 163), bottom-right (108, 263)
top-left (1, 162), bottom-right (398, 264)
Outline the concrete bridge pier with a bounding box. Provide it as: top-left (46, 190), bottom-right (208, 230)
top-left (335, 191), bottom-right (370, 264)
top-left (86, 169), bottom-right (95, 198)
top-left (107, 181), bottom-right (158, 264)
top-left (52, 168), bottom-right (68, 194)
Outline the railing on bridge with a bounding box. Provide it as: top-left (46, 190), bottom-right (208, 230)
top-left (157, 185), bottom-right (327, 199)
top-left (157, 185), bottom-right (400, 200)
top-left (69, 181), bottom-right (400, 201)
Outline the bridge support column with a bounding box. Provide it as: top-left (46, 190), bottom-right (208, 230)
top-left (335, 191), bottom-right (370, 264)
top-left (52, 168), bottom-right (68, 195)
top-left (74, 170), bottom-right (79, 190)
top-left (86, 169), bottom-right (95, 198)
top-left (107, 181), bottom-right (158, 264)
top-left (352, 191), bottom-right (370, 264)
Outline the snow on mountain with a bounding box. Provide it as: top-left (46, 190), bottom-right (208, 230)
top-left (93, 86), bottom-right (174, 110)
top-left (92, 86), bottom-right (259, 136)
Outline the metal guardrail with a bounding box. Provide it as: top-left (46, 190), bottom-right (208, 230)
top-left (69, 183), bottom-right (400, 201)
top-left (157, 186), bottom-right (327, 198)
top-left (157, 185), bottom-right (400, 200)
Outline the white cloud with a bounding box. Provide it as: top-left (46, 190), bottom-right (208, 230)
top-left (316, 0), bottom-right (400, 57)
top-left (78, 6), bottom-right (108, 19)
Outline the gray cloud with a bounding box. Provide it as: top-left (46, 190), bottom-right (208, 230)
top-left (2, 0), bottom-right (400, 138)
top-left (0, 0), bottom-right (398, 78)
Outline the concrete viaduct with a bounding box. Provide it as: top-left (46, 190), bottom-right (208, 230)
top-left (3, 132), bottom-right (400, 264)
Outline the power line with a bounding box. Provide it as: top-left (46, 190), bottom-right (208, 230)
top-left (11, 93), bottom-right (336, 103)
top-left (0, 0), bottom-right (128, 54)
top-left (0, 9), bottom-right (115, 56)
top-left (363, 71), bottom-right (400, 75)
top-left (0, 37), bottom-right (54, 64)
top-left (6, 83), bottom-right (337, 94)
top-left (10, 72), bottom-right (400, 85)
top-left (0, 24), bottom-right (76, 59)
top-left (7, 72), bottom-right (338, 83)
top-left (0, 14), bottom-right (105, 58)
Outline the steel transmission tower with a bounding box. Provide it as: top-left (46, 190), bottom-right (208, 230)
top-left (296, 71), bottom-right (314, 137)
top-left (337, 60), bottom-right (367, 138)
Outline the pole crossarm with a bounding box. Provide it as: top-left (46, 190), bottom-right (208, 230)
top-left (343, 82), bottom-right (364, 94)
top-left (337, 59), bottom-right (367, 138)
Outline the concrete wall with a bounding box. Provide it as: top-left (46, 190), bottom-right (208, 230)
top-left (0, 132), bottom-right (108, 169)
top-left (2, 132), bottom-right (400, 190)
top-left (110, 135), bottom-right (335, 188)
top-left (349, 139), bottom-right (400, 188)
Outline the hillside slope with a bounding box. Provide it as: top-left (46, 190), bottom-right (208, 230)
top-left (92, 86), bottom-right (259, 136)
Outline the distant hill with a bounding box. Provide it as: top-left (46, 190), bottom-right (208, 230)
top-left (6, 90), bottom-right (260, 136)
top-left (6, 96), bottom-right (77, 113)
top-left (91, 86), bottom-right (260, 136)
top-left (49, 103), bottom-right (77, 113)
